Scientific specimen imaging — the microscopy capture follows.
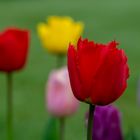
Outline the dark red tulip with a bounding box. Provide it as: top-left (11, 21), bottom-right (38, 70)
top-left (67, 38), bottom-right (129, 105)
top-left (0, 28), bottom-right (29, 72)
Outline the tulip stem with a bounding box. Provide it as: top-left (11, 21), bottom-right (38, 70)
top-left (59, 117), bottom-right (65, 140)
top-left (87, 104), bottom-right (95, 140)
top-left (7, 73), bottom-right (13, 140)
top-left (56, 55), bottom-right (64, 68)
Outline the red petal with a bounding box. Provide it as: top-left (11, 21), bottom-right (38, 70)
top-left (90, 43), bottom-right (129, 105)
top-left (0, 28), bottom-right (29, 72)
top-left (76, 39), bottom-right (110, 99)
top-left (67, 44), bottom-right (86, 101)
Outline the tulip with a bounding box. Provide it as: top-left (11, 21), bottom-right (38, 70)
top-left (67, 37), bottom-right (129, 140)
top-left (37, 16), bottom-right (84, 54)
top-left (0, 28), bottom-right (29, 72)
top-left (46, 67), bottom-right (79, 117)
top-left (46, 67), bottom-right (79, 140)
top-left (86, 105), bottom-right (123, 140)
top-left (0, 28), bottom-right (29, 140)
top-left (67, 37), bottom-right (129, 106)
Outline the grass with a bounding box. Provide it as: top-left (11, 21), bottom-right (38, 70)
top-left (0, 0), bottom-right (140, 139)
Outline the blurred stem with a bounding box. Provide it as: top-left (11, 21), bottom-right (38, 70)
top-left (59, 117), bottom-right (65, 140)
top-left (7, 73), bottom-right (13, 140)
top-left (87, 104), bottom-right (95, 140)
top-left (56, 54), bottom-right (64, 68)
top-left (56, 54), bottom-right (65, 140)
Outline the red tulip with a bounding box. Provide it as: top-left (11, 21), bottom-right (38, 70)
top-left (67, 38), bottom-right (129, 105)
top-left (0, 28), bottom-right (29, 72)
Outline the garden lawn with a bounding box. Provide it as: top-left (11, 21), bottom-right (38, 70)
top-left (0, 0), bottom-right (140, 139)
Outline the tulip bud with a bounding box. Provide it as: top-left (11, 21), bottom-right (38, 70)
top-left (86, 105), bottom-right (123, 140)
top-left (37, 16), bottom-right (84, 54)
top-left (0, 28), bottom-right (29, 72)
top-left (68, 38), bottom-right (129, 105)
top-left (46, 67), bottom-right (79, 117)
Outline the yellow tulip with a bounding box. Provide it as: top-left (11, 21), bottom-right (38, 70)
top-left (37, 16), bottom-right (84, 54)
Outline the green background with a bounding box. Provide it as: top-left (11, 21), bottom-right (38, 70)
top-left (0, 0), bottom-right (140, 139)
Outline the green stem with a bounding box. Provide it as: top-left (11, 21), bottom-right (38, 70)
top-left (7, 73), bottom-right (13, 140)
top-left (87, 104), bottom-right (95, 140)
top-left (56, 55), bottom-right (64, 68)
top-left (56, 54), bottom-right (65, 140)
top-left (59, 117), bottom-right (65, 140)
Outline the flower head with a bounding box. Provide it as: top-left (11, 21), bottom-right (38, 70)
top-left (67, 38), bottom-right (129, 105)
top-left (0, 28), bottom-right (29, 72)
top-left (46, 67), bottom-right (79, 117)
top-left (37, 16), bottom-right (84, 54)
top-left (86, 105), bottom-right (123, 140)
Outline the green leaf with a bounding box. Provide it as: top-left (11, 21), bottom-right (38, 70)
top-left (125, 127), bottom-right (140, 140)
top-left (43, 116), bottom-right (59, 140)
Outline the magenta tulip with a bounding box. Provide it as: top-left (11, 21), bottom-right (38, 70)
top-left (86, 105), bottom-right (123, 140)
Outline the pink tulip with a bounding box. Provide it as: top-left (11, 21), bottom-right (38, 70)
top-left (46, 67), bottom-right (79, 117)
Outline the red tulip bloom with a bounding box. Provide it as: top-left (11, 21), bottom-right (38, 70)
top-left (67, 38), bottom-right (129, 105)
top-left (0, 28), bottom-right (29, 72)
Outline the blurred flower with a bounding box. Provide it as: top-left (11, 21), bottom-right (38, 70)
top-left (86, 105), bottom-right (123, 140)
top-left (46, 67), bottom-right (79, 117)
top-left (37, 16), bottom-right (84, 54)
top-left (0, 28), bottom-right (29, 72)
top-left (68, 37), bottom-right (129, 105)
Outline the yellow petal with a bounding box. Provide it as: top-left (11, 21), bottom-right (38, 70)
top-left (37, 16), bottom-right (84, 54)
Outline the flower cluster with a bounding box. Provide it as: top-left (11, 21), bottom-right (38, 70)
top-left (0, 15), bottom-right (130, 140)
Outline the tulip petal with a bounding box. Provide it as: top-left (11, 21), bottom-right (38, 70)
top-left (91, 43), bottom-right (129, 105)
top-left (37, 16), bottom-right (84, 54)
top-left (46, 67), bottom-right (79, 117)
top-left (76, 39), bottom-right (110, 100)
top-left (68, 45), bottom-right (86, 101)
top-left (0, 28), bottom-right (29, 72)
top-left (67, 38), bottom-right (129, 105)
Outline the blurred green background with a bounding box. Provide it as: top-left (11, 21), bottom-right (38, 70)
top-left (0, 0), bottom-right (140, 139)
